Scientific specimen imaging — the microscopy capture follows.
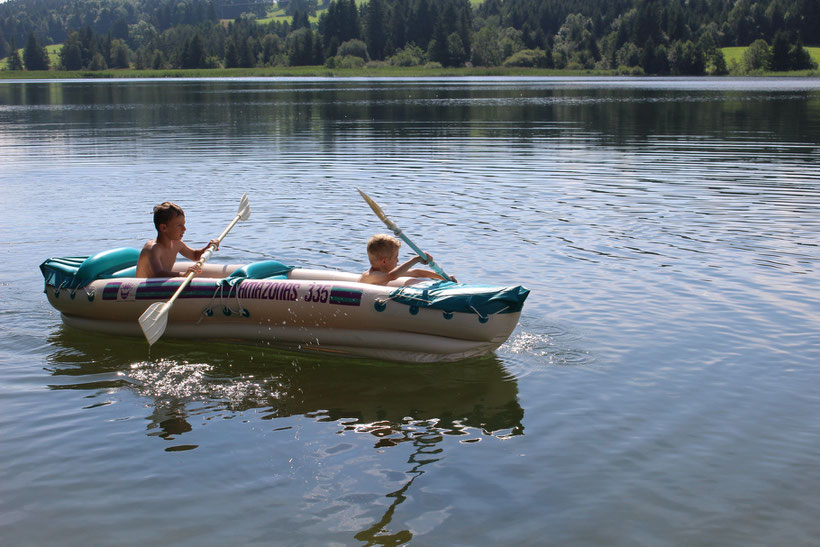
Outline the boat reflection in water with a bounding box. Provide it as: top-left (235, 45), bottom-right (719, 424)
top-left (46, 326), bottom-right (524, 542)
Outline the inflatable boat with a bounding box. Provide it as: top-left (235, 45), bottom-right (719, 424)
top-left (41, 248), bottom-right (529, 363)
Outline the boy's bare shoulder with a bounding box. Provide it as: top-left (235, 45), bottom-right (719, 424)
top-left (358, 269), bottom-right (388, 285)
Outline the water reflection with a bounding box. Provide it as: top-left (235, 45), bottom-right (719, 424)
top-left (47, 328), bottom-right (523, 437)
top-left (45, 327), bottom-right (523, 541)
top-left (3, 80), bottom-right (819, 149)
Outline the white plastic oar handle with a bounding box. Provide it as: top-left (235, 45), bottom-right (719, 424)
top-left (199, 247), bottom-right (214, 265)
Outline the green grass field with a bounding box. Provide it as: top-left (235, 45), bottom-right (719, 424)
top-left (722, 45), bottom-right (820, 69)
top-left (1, 43), bottom-right (61, 70)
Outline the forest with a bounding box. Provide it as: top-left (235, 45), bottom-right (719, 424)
top-left (1, 0), bottom-right (818, 75)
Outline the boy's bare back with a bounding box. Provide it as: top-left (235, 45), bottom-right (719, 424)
top-left (136, 239), bottom-right (186, 278)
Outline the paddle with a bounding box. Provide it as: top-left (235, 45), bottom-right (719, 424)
top-left (357, 188), bottom-right (454, 282)
top-left (139, 193), bottom-right (251, 346)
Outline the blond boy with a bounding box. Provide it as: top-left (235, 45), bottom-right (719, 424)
top-left (358, 234), bottom-right (446, 285)
top-left (136, 201), bottom-right (219, 278)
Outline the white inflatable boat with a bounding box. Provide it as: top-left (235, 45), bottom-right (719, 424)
top-left (41, 248), bottom-right (530, 363)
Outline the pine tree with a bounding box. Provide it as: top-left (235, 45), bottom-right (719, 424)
top-left (60, 31), bottom-right (84, 70)
top-left (365, 0), bottom-right (387, 61)
top-left (23, 31), bottom-right (49, 71)
top-left (7, 37), bottom-right (23, 70)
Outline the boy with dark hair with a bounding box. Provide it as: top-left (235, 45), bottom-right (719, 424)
top-left (136, 201), bottom-right (219, 278)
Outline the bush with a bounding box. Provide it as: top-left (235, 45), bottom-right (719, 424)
top-left (89, 52), bottom-right (108, 71)
top-left (617, 64), bottom-right (645, 76)
top-left (337, 39), bottom-right (369, 62)
top-left (502, 48), bottom-right (551, 68)
top-left (743, 39), bottom-right (771, 72)
top-left (204, 56), bottom-right (222, 69)
top-left (324, 55), bottom-right (366, 69)
top-left (388, 44), bottom-right (425, 66)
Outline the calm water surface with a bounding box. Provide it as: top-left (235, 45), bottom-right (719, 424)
top-left (1, 77), bottom-right (819, 545)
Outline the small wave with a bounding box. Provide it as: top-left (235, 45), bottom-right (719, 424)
top-left (501, 330), bottom-right (593, 367)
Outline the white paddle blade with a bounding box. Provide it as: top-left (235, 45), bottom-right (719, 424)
top-left (237, 193), bottom-right (251, 221)
top-left (139, 301), bottom-right (169, 346)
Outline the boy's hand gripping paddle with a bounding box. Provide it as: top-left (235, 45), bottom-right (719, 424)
top-left (139, 193), bottom-right (251, 346)
top-left (357, 188), bottom-right (454, 282)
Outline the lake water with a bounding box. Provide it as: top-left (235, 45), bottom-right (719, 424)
top-left (1, 77), bottom-right (819, 545)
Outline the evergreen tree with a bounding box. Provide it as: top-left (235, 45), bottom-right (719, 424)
top-left (364, 0), bottom-right (387, 61)
top-left (23, 31), bottom-right (50, 70)
top-left (446, 32), bottom-right (467, 67)
top-left (789, 40), bottom-right (817, 71)
top-left (287, 27), bottom-right (318, 66)
top-left (320, 0), bottom-right (360, 57)
top-left (428, 20), bottom-right (449, 65)
top-left (60, 31), bottom-right (84, 70)
top-left (7, 37), bottom-right (23, 71)
top-left (770, 31), bottom-right (790, 70)
top-left (182, 33), bottom-right (206, 68)
top-left (239, 36), bottom-right (256, 67)
top-left (111, 40), bottom-right (130, 69)
top-left (152, 50), bottom-right (166, 69)
top-left (224, 37), bottom-right (240, 68)
top-left (79, 27), bottom-right (97, 68)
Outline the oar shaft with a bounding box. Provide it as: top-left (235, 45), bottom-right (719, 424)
top-left (357, 188), bottom-right (453, 282)
top-left (390, 226), bottom-right (452, 282)
top-left (164, 269), bottom-right (198, 310)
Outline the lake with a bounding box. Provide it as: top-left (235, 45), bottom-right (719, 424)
top-left (1, 76), bottom-right (819, 545)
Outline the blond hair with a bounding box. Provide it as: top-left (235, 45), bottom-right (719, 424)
top-left (367, 234), bottom-right (401, 261)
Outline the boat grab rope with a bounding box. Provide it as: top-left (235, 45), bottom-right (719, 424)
top-left (197, 282), bottom-right (247, 324)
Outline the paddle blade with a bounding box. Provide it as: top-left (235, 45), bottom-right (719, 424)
top-left (357, 188), bottom-right (388, 223)
top-left (237, 193), bottom-right (251, 221)
top-left (139, 301), bottom-right (169, 346)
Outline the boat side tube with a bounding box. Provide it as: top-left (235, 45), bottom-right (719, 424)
top-left (40, 247), bottom-right (140, 294)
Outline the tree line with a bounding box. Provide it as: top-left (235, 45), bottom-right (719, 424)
top-left (2, 0), bottom-right (818, 74)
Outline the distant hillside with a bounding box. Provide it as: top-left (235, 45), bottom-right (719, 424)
top-left (1, 0), bottom-right (818, 74)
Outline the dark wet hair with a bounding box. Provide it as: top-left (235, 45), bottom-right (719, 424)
top-left (153, 201), bottom-right (184, 229)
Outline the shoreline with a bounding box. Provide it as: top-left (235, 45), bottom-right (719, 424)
top-left (2, 65), bottom-right (819, 80)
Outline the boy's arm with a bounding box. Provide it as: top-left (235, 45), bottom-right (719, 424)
top-left (386, 256), bottom-right (423, 280)
top-left (359, 257), bottom-right (422, 285)
top-left (405, 268), bottom-right (446, 280)
top-left (178, 239), bottom-right (220, 262)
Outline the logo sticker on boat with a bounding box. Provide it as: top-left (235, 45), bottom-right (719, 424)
top-left (102, 281), bottom-right (137, 301)
top-left (118, 281), bottom-right (136, 301)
